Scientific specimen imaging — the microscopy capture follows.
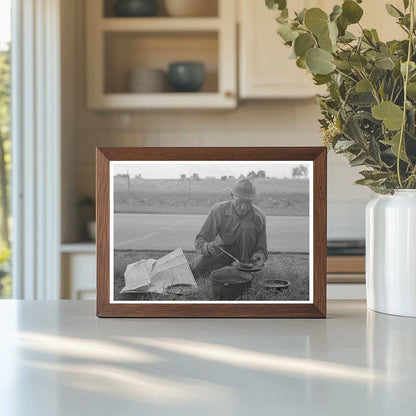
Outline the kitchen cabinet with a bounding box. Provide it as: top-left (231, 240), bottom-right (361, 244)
top-left (239, 0), bottom-right (323, 99)
top-left (238, 0), bottom-right (405, 99)
top-left (86, 0), bottom-right (237, 109)
top-left (61, 244), bottom-right (96, 300)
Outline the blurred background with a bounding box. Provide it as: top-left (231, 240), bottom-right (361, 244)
top-left (2, 0), bottom-right (404, 300)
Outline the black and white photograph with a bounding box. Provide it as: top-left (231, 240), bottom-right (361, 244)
top-left (110, 161), bottom-right (313, 303)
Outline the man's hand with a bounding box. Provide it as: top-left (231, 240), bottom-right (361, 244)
top-left (214, 235), bottom-right (225, 247)
top-left (206, 235), bottom-right (225, 256)
top-left (250, 252), bottom-right (265, 268)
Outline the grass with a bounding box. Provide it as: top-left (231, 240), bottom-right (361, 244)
top-left (113, 250), bottom-right (309, 302)
top-left (114, 177), bottom-right (309, 216)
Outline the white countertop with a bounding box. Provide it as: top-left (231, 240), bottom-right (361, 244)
top-left (0, 300), bottom-right (415, 416)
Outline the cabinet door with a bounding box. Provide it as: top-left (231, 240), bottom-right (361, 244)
top-left (239, 0), bottom-right (320, 99)
top-left (360, 0), bottom-right (404, 41)
top-left (238, 0), bottom-right (404, 99)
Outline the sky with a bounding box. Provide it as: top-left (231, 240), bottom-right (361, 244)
top-left (113, 161), bottom-right (310, 179)
top-left (0, 0), bottom-right (11, 50)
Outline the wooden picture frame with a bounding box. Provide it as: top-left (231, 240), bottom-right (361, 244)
top-left (96, 147), bottom-right (327, 318)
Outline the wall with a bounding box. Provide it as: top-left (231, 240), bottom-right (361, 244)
top-left (61, 0), bottom-right (374, 243)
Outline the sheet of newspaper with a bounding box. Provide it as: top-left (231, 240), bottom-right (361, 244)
top-left (120, 248), bottom-right (197, 294)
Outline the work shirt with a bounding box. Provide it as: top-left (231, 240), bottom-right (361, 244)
top-left (195, 200), bottom-right (268, 259)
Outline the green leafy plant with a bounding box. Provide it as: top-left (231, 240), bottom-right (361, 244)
top-left (266, 0), bottom-right (416, 193)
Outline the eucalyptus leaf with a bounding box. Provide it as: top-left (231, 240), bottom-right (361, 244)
top-left (294, 33), bottom-right (315, 57)
top-left (355, 178), bottom-right (376, 185)
top-left (295, 8), bottom-right (307, 22)
top-left (266, 0), bottom-right (287, 11)
top-left (350, 53), bottom-right (368, 69)
top-left (385, 4), bottom-right (404, 18)
top-left (407, 82), bottom-right (416, 99)
top-left (333, 59), bottom-right (353, 70)
top-left (393, 61), bottom-right (402, 78)
top-left (370, 67), bottom-right (386, 84)
top-left (306, 48), bottom-right (335, 75)
top-left (296, 57), bottom-right (307, 69)
top-left (375, 56), bottom-right (396, 70)
top-left (350, 152), bottom-right (368, 166)
top-left (356, 79), bottom-right (372, 92)
top-left (382, 132), bottom-right (409, 161)
top-left (372, 101), bottom-right (404, 130)
top-left (304, 8), bottom-right (329, 35)
top-left (371, 29), bottom-right (380, 42)
top-left (348, 92), bottom-right (377, 107)
top-left (330, 5), bottom-right (343, 22)
top-left (336, 15), bottom-right (348, 36)
top-left (401, 61), bottom-right (416, 76)
top-left (369, 136), bottom-right (381, 162)
top-left (328, 21), bottom-right (338, 45)
top-left (363, 29), bottom-right (375, 44)
top-left (313, 74), bottom-right (332, 85)
top-left (339, 31), bottom-right (356, 43)
top-left (268, 0), bottom-right (416, 193)
top-left (277, 23), bottom-right (299, 42)
top-left (360, 170), bottom-right (391, 180)
top-left (334, 139), bottom-right (355, 152)
top-left (342, 0), bottom-right (364, 24)
top-left (276, 14), bottom-right (288, 24)
top-left (379, 78), bottom-right (386, 99)
top-left (318, 31), bottom-right (334, 52)
top-left (344, 114), bottom-right (368, 147)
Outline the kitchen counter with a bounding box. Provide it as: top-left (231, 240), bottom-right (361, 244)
top-left (0, 300), bottom-right (415, 415)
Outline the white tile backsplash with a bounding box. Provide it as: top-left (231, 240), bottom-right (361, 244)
top-left (328, 200), bottom-right (368, 240)
top-left (73, 103), bottom-right (373, 240)
top-left (63, 0), bottom-right (373, 243)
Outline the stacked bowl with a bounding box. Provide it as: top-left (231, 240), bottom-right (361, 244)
top-left (127, 68), bottom-right (167, 93)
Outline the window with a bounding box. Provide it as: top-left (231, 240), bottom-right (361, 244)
top-left (0, 0), bottom-right (11, 298)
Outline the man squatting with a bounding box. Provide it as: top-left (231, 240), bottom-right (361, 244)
top-left (191, 178), bottom-right (268, 275)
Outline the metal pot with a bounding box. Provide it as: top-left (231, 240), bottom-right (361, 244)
top-left (210, 267), bottom-right (252, 300)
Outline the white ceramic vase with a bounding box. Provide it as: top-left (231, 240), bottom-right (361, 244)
top-left (366, 190), bottom-right (416, 317)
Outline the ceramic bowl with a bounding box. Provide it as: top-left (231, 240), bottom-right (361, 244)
top-left (168, 62), bottom-right (205, 92)
top-left (114, 0), bottom-right (158, 17)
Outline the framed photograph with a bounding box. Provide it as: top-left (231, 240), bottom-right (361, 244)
top-left (96, 147), bottom-right (327, 318)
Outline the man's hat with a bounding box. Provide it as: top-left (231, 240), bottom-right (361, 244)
top-left (228, 177), bottom-right (257, 200)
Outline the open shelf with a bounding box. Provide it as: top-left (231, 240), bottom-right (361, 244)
top-left (90, 92), bottom-right (235, 109)
top-left (101, 17), bottom-right (221, 32)
top-left (61, 242), bottom-right (96, 254)
top-left (86, 0), bottom-right (236, 109)
top-left (103, 0), bottom-right (219, 18)
top-left (104, 31), bottom-right (219, 94)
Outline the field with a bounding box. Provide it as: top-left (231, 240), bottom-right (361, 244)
top-left (114, 177), bottom-right (309, 216)
top-left (113, 250), bottom-right (309, 302)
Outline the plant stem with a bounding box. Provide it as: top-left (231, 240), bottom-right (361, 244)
top-left (397, 0), bottom-right (415, 188)
top-left (358, 69), bottom-right (380, 104)
top-left (334, 68), bottom-right (357, 83)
